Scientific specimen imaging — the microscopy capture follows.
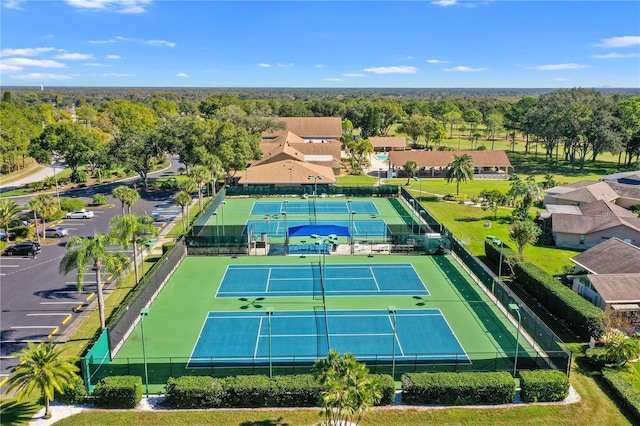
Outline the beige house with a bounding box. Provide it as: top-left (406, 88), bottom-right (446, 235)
top-left (388, 150), bottom-right (512, 178)
top-left (262, 117), bottom-right (342, 141)
top-left (549, 199), bottom-right (640, 248)
top-left (239, 159), bottom-right (335, 186)
top-left (570, 238), bottom-right (640, 315)
top-left (543, 180), bottom-right (620, 207)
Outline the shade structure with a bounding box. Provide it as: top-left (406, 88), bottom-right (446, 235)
top-left (287, 225), bottom-right (350, 238)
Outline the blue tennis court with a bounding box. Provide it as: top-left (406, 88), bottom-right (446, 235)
top-left (251, 201), bottom-right (380, 215)
top-left (246, 219), bottom-right (389, 237)
top-left (188, 309), bottom-right (470, 367)
top-left (216, 263), bottom-right (429, 297)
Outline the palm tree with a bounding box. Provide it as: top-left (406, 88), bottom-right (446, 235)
top-left (6, 342), bottom-right (80, 420)
top-left (313, 350), bottom-right (381, 426)
top-left (112, 186), bottom-right (139, 215)
top-left (189, 165), bottom-right (210, 210)
top-left (178, 178), bottom-right (197, 220)
top-left (201, 152), bottom-right (222, 197)
top-left (0, 199), bottom-right (21, 231)
top-left (28, 194), bottom-right (57, 241)
top-left (508, 177), bottom-right (544, 219)
top-left (403, 161), bottom-right (418, 186)
top-left (606, 335), bottom-right (640, 368)
top-left (174, 191), bottom-right (192, 233)
top-left (445, 153), bottom-right (474, 195)
top-left (109, 214), bottom-right (158, 283)
top-left (59, 233), bottom-right (130, 329)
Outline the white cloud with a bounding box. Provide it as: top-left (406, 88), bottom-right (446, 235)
top-left (176, 72), bottom-right (188, 78)
top-left (147, 39), bottom-right (176, 47)
top-left (596, 36), bottom-right (640, 48)
top-left (443, 66), bottom-right (488, 72)
top-left (11, 73), bottom-right (72, 80)
top-left (258, 63), bottom-right (272, 68)
top-left (65, 0), bottom-right (151, 14)
top-left (314, 64), bottom-right (324, 68)
top-left (431, 0), bottom-right (457, 6)
top-left (525, 63), bottom-right (589, 71)
top-left (326, 78), bottom-right (343, 82)
top-left (0, 47), bottom-right (56, 57)
top-left (555, 78), bottom-right (570, 81)
top-left (277, 63), bottom-right (293, 69)
top-left (363, 66), bottom-right (418, 74)
top-left (2, 58), bottom-right (66, 68)
top-left (102, 72), bottom-right (135, 77)
top-left (54, 52), bottom-right (94, 60)
top-left (84, 62), bottom-right (111, 67)
top-left (2, 0), bottom-right (25, 10)
top-left (106, 54), bottom-right (121, 59)
top-left (426, 59), bottom-right (449, 64)
top-left (592, 52), bottom-right (640, 59)
top-left (0, 63), bottom-right (22, 72)
top-left (89, 39), bottom-right (117, 44)
top-left (342, 73), bottom-right (366, 77)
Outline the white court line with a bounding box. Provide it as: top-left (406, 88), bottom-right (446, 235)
top-left (254, 318), bottom-right (263, 359)
top-left (0, 265), bottom-right (20, 268)
top-left (370, 267), bottom-right (381, 291)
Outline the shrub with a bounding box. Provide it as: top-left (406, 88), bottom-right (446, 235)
top-left (161, 177), bottom-right (179, 190)
top-left (401, 372), bottom-right (514, 405)
top-left (222, 375), bottom-right (274, 407)
top-left (162, 241), bottom-right (177, 255)
top-left (11, 225), bottom-right (34, 239)
top-left (70, 170), bottom-right (88, 183)
top-left (370, 374), bottom-right (395, 405)
top-left (58, 177), bottom-right (70, 186)
top-left (44, 209), bottom-right (65, 222)
top-left (164, 376), bottom-right (225, 408)
top-left (57, 375), bottom-right (87, 405)
top-left (92, 375), bottom-right (142, 408)
top-left (59, 198), bottom-right (85, 212)
top-left (443, 193), bottom-right (468, 202)
top-left (519, 370), bottom-right (569, 402)
top-left (92, 194), bottom-right (109, 206)
top-left (29, 181), bottom-right (44, 191)
top-left (270, 374), bottom-right (324, 407)
top-left (602, 367), bottom-right (640, 421)
top-left (585, 347), bottom-right (609, 370)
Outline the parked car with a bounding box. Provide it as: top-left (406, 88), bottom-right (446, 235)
top-left (3, 241), bottom-right (41, 256)
top-left (65, 209), bottom-right (94, 219)
top-left (38, 226), bottom-right (69, 238)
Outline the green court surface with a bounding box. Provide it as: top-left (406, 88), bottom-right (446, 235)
top-left (95, 197), bottom-right (540, 392)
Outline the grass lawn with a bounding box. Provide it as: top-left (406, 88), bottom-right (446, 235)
top-left (336, 175), bottom-right (378, 185)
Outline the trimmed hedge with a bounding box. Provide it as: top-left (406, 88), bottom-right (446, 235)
top-left (401, 372), bottom-right (515, 405)
top-left (59, 198), bottom-right (85, 213)
top-left (519, 370), bottom-right (570, 402)
top-left (585, 347), bottom-right (609, 370)
top-left (371, 373), bottom-right (396, 406)
top-left (92, 375), bottom-right (142, 408)
top-left (602, 368), bottom-right (640, 421)
top-left (162, 241), bottom-right (177, 254)
top-left (164, 376), bottom-right (225, 408)
top-left (57, 375), bottom-right (88, 405)
top-left (164, 373), bottom-right (394, 408)
top-left (485, 241), bottom-right (607, 339)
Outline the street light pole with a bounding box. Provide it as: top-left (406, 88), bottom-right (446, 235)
top-left (409, 199), bottom-right (417, 234)
top-left (378, 168), bottom-right (382, 186)
top-left (308, 175), bottom-right (322, 224)
top-left (288, 167), bottom-right (293, 186)
top-left (52, 160), bottom-right (61, 210)
top-left (140, 308), bottom-right (150, 396)
top-left (508, 303), bottom-right (521, 378)
top-left (221, 200), bottom-right (226, 237)
top-left (388, 306), bottom-right (397, 380)
top-left (212, 212), bottom-right (218, 236)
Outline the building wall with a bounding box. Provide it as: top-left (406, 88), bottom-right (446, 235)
top-left (554, 225), bottom-right (640, 249)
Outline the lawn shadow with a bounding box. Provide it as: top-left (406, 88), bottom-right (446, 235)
top-left (0, 398), bottom-right (40, 426)
top-left (240, 417), bottom-right (290, 426)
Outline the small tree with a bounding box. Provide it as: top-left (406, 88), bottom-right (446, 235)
top-left (174, 191), bottom-right (192, 233)
top-left (509, 219), bottom-right (541, 259)
top-left (189, 165), bottom-right (210, 211)
top-left (109, 214), bottom-right (158, 283)
top-left (479, 189), bottom-right (506, 219)
top-left (403, 160), bottom-right (418, 186)
top-left (6, 343), bottom-right (80, 420)
top-left (178, 179), bottom-right (197, 220)
top-left (112, 185), bottom-right (139, 215)
top-left (445, 153), bottom-right (474, 195)
top-left (313, 350), bottom-right (382, 426)
top-left (28, 194), bottom-right (57, 241)
top-left (0, 199), bottom-right (21, 231)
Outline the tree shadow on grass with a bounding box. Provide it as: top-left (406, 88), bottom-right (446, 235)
top-left (0, 398), bottom-right (40, 426)
top-left (240, 417), bottom-right (289, 426)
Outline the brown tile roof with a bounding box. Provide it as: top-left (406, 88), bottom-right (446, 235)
top-left (291, 140), bottom-right (342, 159)
top-left (262, 117), bottom-right (342, 140)
top-left (608, 182), bottom-right (640, 200)
top-left (388, 150), bottom-right (512, 168)
top-left (239, 160), bottom-right (336, 185)
top-left (369, 136), bottom-right (407, 149)
top-left (254, 141), bottom-right (306, 166)
top-left (552, 213), bottom-right (640, 234)
top-left (546, 181), bottom-right (618, 204)
top-left (571, 238), bottom-right (640, 274)
top-left (587, 274), bottom-right (640, 304)
top-left (579, 199), bottom-right (636, 217)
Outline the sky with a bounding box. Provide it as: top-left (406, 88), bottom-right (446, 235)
top-left (1, 0), bottom-right (639, 88)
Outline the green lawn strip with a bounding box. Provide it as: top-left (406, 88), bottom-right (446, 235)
top-left (336, 175), bottom-right (378, 185)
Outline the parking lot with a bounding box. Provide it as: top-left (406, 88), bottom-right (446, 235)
top-left (0, 188), bottom-right (182, 390)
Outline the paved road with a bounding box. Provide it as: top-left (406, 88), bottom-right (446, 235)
top-left (0, 161), bottom-right (67, 193)
top-left (0, 156), bottom-right (184, 390)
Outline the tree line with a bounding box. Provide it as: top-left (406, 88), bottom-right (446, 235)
top-left (1, 88), bottom-right (639, 182)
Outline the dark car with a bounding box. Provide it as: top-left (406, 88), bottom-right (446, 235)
top-left (3, 241), bottom-right (41, 257)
